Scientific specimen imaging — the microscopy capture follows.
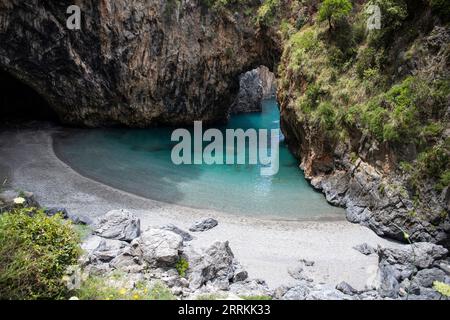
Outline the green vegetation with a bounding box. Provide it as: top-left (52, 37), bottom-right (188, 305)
top-left (433, 281), bottom-right (450, 298)
top-left (175, 257), bottom-right (189, 278)
top-left (196, 292), bottom-right (228, 300)
top-left (75, 277), bottom-right (175, 300)
top-left (256, 0), bottom-right (280, 26)
top-left (240, 295), bottom-right (272, 300)
top-left (0, 207), bottom-right (81, 299)
top-left (278, 0), bottom-right (450, 195)
top-left (318, 0), bottom-right (353, 30)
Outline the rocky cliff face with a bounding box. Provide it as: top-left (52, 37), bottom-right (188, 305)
top-left (0, 0), bottom-right (278, 127)
top-left (278, 2), bottom-right (450, 246)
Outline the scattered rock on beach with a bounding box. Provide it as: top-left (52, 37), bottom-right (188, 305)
top-left (353, 243), bottom-right (376, 255)
top-left (189, 218), bottom-right (218, 232)
top-left (94, 209), bottom-right (140, 242)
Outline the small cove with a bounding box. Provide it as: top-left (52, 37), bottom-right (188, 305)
top-left (53, 99), bottom-right (345, 220)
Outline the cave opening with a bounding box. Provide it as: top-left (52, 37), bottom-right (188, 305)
top-left (0, 69), bottom-right (59, 124)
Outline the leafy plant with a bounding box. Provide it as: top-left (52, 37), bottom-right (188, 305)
top-left (0, 207), bottom-right (81, 299)
top-left (433, 281), bottom-right (450, 298)
top-left (175, 257), bottom-right (189, 278)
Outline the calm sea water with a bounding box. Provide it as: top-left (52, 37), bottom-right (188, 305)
top-left (53, 99), bottom-right (345, 220)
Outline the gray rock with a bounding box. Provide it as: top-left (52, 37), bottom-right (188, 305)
top-left (411, 268), bottom-right (446, 288)
top-left (90, 239), bottom-right (130, 263)
top-left (160, 224), bottom-right (193, 241)
top-left (44, 207), bottom-right (68, 218)
top-left (299, 259), bottom-right (315, 267)
top-left (377, 263), bottom-right (400, 298)
top-left (336, 281), bottom-right (358, 295)
top-left (378, 242), bottom-right (448, 269)
top-left (230, 69), bottom-right (263, 114)
top-left (229, 279), bottom-right (272, 297)
top-left (133, 228), bottom-right (183, 267)
top-left (288, 266), bottom-right (304, 280)
top-left (306, 288), bottom-right (354, 300)
top-left (189, 218), bottom-right (218, 232)
top-left (94, 209), bottom-right (140, 242)
top-left (109, 249), bottom-right (144, 273)
top-left (68, 212), bottom-right (93, 225)
top-left (81, 235), bottom-right (103, 253)
top-left (273, 286), bottom-right (290, 300)
top-left (233, 267), bottom-right (249, 283)
top-left (186, 241), bottom-right (237, 289)
top-left (438, 261), bottom-right (450, 275)
top-left (282, 285), bottom-right (310, 300)
top-left (353, 243), bottom-right (376, 255)
top-left (407, 287), bottom-right (444, 300)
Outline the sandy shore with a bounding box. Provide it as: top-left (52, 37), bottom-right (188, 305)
top-left (0, 126), bottom-right (403, 290)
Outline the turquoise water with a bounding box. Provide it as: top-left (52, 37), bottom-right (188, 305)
top-left (53, 99), bottom-right (345, 220)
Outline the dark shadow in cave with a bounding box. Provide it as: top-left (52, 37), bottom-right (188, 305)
top-left (0, 69), bottom-right (59, 124)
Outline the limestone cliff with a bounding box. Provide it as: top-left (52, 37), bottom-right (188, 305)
top-left (0, 0), bottom-right (278, 126)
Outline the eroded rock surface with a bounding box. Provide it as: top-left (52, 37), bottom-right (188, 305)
top-left (0, 1), bottom-right (278, 127)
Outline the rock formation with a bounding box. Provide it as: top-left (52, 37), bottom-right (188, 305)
top-left (0, 0), bottom-right (278, 127)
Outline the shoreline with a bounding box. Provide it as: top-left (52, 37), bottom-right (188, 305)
top-left (52, 130), bottom-right (347, 223)
top-left (0, 126), bottom-right (404, 289)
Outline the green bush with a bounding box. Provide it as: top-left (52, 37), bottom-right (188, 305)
top-left (318, 0), bottom-right (353, 30)
top-left (175, 257), bottom-right (189, 278)
top-left (75, 277), bottom-right (175, 300)
top-left (366, 0), bottom-right (408, 48)
top-left (256, 0), bottom-right (280, 26)
top-left (0, 207), bottom-right (80, 299)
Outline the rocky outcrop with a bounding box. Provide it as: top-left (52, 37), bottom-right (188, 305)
top-left (230, 66), bottom-right (276, 114)
top-left (277, 4), bottom-right (450, 246)
top-left (230, 68), bottom-right (264, 114)
top-left (0, 0), bottom-right (278, 127)
top-left (375, 242), bottom-right (449, 299)
top-left (80, 211), bottom-right (265, 299)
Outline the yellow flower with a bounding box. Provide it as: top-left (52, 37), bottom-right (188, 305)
top-left (133, 294), bottom-right (140, 300)
top-left (13, 197), bottom-right (26, 205)
top-left (119, 288), bottom-right (127, 296)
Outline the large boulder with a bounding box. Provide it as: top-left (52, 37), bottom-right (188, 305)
top-left (94, 209), bottom-right (140, 242)
top-left (132, 228), bottom-right (183, 267)
top-left (186, 241), bottom-right (244, 290)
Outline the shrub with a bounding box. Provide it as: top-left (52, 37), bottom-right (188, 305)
top-left (433, 281), bottom-right (450, 297)
top-left (75, 277), bottom-right (175, 300)
top-left (175, 257), bottom-right (189, 278)
top-left (366, 0), bottom-right (408, 48)
top-left (256, 0), bottom-right (280, 26)
top-left (318, 0), bottom-right (353, 30)
top-left (0, 207), bottom-right (80, 299)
